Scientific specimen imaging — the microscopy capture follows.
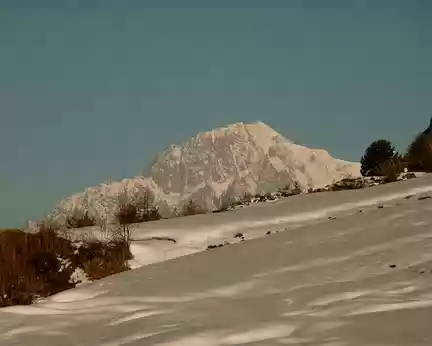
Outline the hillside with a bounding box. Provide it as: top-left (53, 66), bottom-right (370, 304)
top-left (2, 174), bottom-right (432, 345)
top-left (51, 122), bottom-right (360, 225)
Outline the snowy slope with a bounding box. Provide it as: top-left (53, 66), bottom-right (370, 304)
top-left (2, 174), bottom-right (432, 346)
top-left (72, 173), bottom-right (432, 269)
top-left (51, 122), bottom-right (360, 224)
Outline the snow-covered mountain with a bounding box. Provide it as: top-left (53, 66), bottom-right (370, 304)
top-left (51, 122), bottom-right (360, 224)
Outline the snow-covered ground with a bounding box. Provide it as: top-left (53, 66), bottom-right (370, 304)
top-left (73, 173), bottom-right (432, 270)
top-left (1, 174), bottom-right (432, 345)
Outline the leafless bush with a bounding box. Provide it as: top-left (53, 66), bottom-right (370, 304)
top-left (327, 177), bottom-right (367, 191)
top-left (109, 223), bottom-right (133, 248)
top-left (0, 218), bottom-right (132, 307)
top-left (115, 188), bottom-right (162, 225)
top-left (182, 199), bottom-right (206, 216)
top-left (240, 192), bottom-right (253, 204)
top-left (75, 237), bottom-right (131, 281)
top-left (66, 210), bottom-right (96, 229)
top-left (0, 226), bottom-right (74, 307)
top-left (277, 181), bottom-right (302, 197)
top-left (376, 158), bottom-right (405, 183)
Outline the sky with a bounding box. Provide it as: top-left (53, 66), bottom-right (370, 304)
top-left (1, 0), bottom-right (431, 227)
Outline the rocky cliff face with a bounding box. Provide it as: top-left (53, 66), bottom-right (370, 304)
top-left (51, 122), bottom-right (360, 224)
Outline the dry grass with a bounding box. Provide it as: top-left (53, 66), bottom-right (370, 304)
top-left (182, 199), bottom-right (206, 216)
top-left (0, 221), bottom-right (133, 307)
top-left (75, 238), bottom-right (132, 281)
top-left (0, 225), bottom-right (74, 307)
top-left (376, 158), bottom-right (405, 183)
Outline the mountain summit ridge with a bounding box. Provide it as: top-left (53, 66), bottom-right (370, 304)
top-left (52, 122), bottom-right (360, 223)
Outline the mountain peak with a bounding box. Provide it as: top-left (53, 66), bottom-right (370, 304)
top-left (52, 122), bottom-right (360, 224)
top-left (198, 121), bottom-right (290, 154)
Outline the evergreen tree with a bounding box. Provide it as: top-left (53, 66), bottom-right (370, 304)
top-left (360, 139), bottom-right (398, 176)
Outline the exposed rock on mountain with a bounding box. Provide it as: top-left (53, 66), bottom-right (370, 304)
top-left (51, 122), bottom-right (360, 224)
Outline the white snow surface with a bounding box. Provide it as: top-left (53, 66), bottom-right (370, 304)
top-left (49, 122), bottom-right (360, 224)
top-left (2, 174), bottom-right (432, 346)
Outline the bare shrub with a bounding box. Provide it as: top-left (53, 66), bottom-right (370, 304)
top-left (256, 192), bottom-right (277, 202)
top-left (376, 158), bottom-right (405, 183)
top-left (0, 226), bottom-right (75, 307)
top-left (182, 199), bottom-right (206, 216)
top-left (109, 223), bottom-right (133, 248)
top-left (115, 188), bottom-right (162, 225)
top-left (240, 192), bottom-right (253, 204)
top-left (0, 218), bottom-right (133, 307)
top-left (74, 237), bottom-right (131, 281)
top-left (328, 177), bottom-right (367, 191)
top-left (277, 181), bottom-right (302, 197)
top-left (66, 210), bottom-right (96, 229)
top-left (115, 200), bottom-right (141, 225)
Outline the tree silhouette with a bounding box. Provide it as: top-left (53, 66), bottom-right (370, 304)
top-left (405, 133), bottom-right (432, 172)
top-left (422, 116), bottom-right (432, 135)
top-left (360, 139), bottom-right (399, 177)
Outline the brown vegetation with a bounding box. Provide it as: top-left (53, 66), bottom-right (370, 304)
top-left (277, 181), bottom-right (302, 197)
top-left (66, 210), bottom-right (96, 229)
top-left (115, 188), bottom-right (162, 225)
top-left (182, 199), bottom-right (206, 216)
top-left (0, 221), bottom-right (132, 308)
top-left (405, 133), bottom-right (432, 172)
top-left (326, 177), bottom-right (367, 191)
top-left (0, 225), bottom-right (74, 307)
top-left (75, 237), bottom-right (132, 281)
top-left (376, 158), bottom-right (405, 183)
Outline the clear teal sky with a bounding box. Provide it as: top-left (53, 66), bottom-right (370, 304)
top-left (1, 0), bottom-right (431, 227)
